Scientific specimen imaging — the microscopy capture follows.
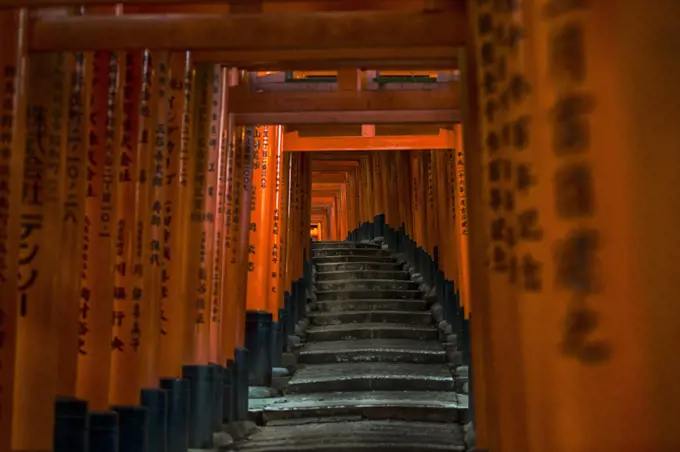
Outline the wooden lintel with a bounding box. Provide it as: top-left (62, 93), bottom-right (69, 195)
top-left (230, 89), bottom-right (459, 114)
top-left (193, 49), bottom-right (458, 70)
top-left (29, 11), bottom-right (465, 52)
top-left (311, 173), bottom-right (348, 182)
top-left (0, 0), bottom-right (395, 6)
top-left (285, 129), bottom-right (454, 151)
top-left (312, 184), bottom-right (344, 191)
top-left (234, 109), bottom-right (459, 125)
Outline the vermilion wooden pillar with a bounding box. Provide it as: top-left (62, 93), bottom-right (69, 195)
top-left (268, 126), bottom-right (284, 319)
top-left (158, 52), bottom-right (192, 379)
top-left (246, 125), bottom-right (275, 313)
top-left (201, 65), bottom-right (224, 365)
top-left (0, 11), bottom-right (26, 450)
top-left (77, 50), bottom-right (121, 411)
top-left (277, 150), bottom-right (291, 309)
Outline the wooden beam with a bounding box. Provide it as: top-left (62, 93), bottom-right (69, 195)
top-left (285, 129), bottom-right (454, 151)
top-left (29, 11), bottom-right (466, 52)
top-left (193, 48), bottom-right (458, 70)
top-left (231, 89), bottom-right (458, 114)
top-left (312, 173), bottom-right (347, 182)
top-left (235, 109), bottom-right (459, 125)
top-left (0, 0), bottom-right (439, 6)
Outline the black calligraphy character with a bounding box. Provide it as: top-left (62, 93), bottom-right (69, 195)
top-left (554, 163), bottom-right (594, 219)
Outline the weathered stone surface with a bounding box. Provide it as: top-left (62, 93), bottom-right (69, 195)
top-left (281, 352), bottom-right (297, 368)
top-left (316, 269), bottom-right (411, 281)
top-left (299, 338), bottom-right (446, 364)
top-left (287, 335), bottom-right (302, 348)
top-left (272, 367), bottom-right (290, 377)
top-left (306, 322), bottom-right (439, 342)
top-left (315, 278), bottom-right (418, 292)
top-left (213, 431), bottom-right (234, 448)
top-left (249, 390), bottom-right (468, 423)
top-left (316, 289), bottom-right (423, 301)
top-left (286, 362), bottom-right (456, 393)
top-left (249, 386), bottom-right (279, 399)
top-left (235, 420), bottom-right (466, 451)
top-left (438, 320), bottom-right (453, 334)
top-left (239, 240), bottom-right (468, 451)
top-left (309, 310), bottom-right (432, 326)
top-left (312, 241), bottom-right (380, 249)
top-left (312, 248), bottom-right (391, 257)
top-left (432, 303), bottom-right (444, 322)
top-left (272, 376), bottom-right (291, 391)
top-left (313, 255), bottom-right (396, 264)
top-left (224, 421), bottom-right (259, 441)
top-left (315, 298), bottom-right (427, 313)
top-left (315, 261), bottom-right (404, 272)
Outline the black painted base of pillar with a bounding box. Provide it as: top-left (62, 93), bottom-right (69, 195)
top-left (245, 311), bottom-right (273, 387)
top-left (222, 363), bottom-right (234, 424)
top-left (140, 388), bottom-right (167, 452)
top-left (209, 364), bottom-right (224, 432)
top-left (54, 397), bottom-right (88, 452)
top-left (271, 321), bottom-right (282, 367)
top-left (233, 348), bottom-right (249, 421)
top-left (159, 378), bottom-right (189, 452)
top-left (88, 411), bottom-right (119, 452)
top-left (111, 405), bottom-right (148, 452)
top-left (181, 364), bottom-right (213, 449)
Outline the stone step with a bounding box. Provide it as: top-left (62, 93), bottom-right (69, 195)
top-left (315, 299), bottom-right (427, 313)
top-left (234, 419), bottom-right (466, 451)
top-left (313, 255), bottom-right (397, 264)
top-left (312, 241), bottom-right (380, 249)
top-left (249, 390), bottom-right (468, 424)
top-left (315, 289), bottom-right (423, 301)
top-left (315, 262), bottom-right (404, 273)
top-left (309, 310), bottom-right (432, 326)
top-left (316, 270), bottom-right (411, 282)
top-left (287, 362), bottom-right (455, 394)
top-left (306, 323), bottom-right (438, 342)
top-left (315, 279), bottom-right (419, 292)
top-left (312, 248), bottom-right (391, 258)
top-left (299, 339), bottom-right (447, 365)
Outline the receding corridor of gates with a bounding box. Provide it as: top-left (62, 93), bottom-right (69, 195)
top-left (1, 1), bottom-right (680, 452)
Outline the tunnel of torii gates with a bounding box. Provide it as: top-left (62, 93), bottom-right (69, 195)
top-left (0, 1), bottom-right (678, 452)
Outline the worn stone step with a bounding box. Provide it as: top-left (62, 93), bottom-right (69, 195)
top-left (309, 310), bottom-right (432, 326)
top-left (306, 323), bottom-right (438, 342)
top-left (315, 261), bottom-right (405, 273)
top-left (316, 289), bottom-right (423, 301)
top-left (312, 241), bottom-right (380, 249)
top-left (234, 420), bottom-right (466, 451)
top-left (312, 248), bottom-right (391, 258)
top-left (313, 255), bottom-right (397, 264)
top-left (249, 390), bottom-right (467, 424)
top-left (299, 339), bottom-right (447, 364)
top-left (315, 279), bottom-right (419, 292)
top-left (315, 299), bottom-right (427, 313)
top-left (287, 362), bottom-right (455, 394)
top-left (316, 270), bottom-right (410, 282)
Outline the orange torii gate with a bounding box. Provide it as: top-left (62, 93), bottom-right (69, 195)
top-left (1, 2), bottom-right (678, 452)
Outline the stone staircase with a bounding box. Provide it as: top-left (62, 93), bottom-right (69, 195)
top-left (237, 240), bottom-right (468, 451)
